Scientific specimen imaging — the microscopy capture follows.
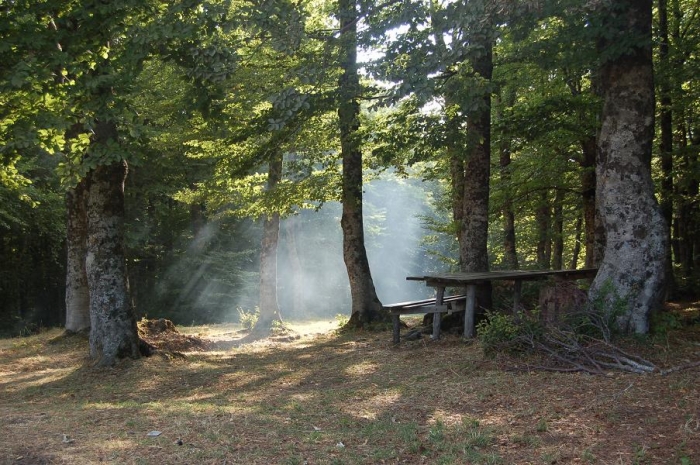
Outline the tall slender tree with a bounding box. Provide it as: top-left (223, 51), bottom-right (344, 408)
top-left (338, 0), bottom-right (385, 327)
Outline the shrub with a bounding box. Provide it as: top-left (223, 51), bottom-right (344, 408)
top-left (238, 307), bottom-right (259, 331)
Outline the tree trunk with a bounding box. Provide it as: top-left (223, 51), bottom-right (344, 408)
top-left (551, 188), bottom-right (564, 270)
top-left (283, 215), bottom-right (304, 316)
top-left (536, 190), bottom-right (551, 269)
top-left (658, 0), bottom-right (676, 294)
top-left (590, 0), bottom-right (668, 334)
top-left (455, 33), bottom-right (493, 309)
top-left (255, 152), bottom-right (284, 333)
top-left (497, 92), bottom-right (518, 270)
top-left (570, 215), bottom-right (583, 269)
top-left (65, 179), bottom-right (90, 333)
top-left (338, 0), bottom-right (384, 327)
top-left (580, 137), bottom-right (604, 268)
top-left (85, 122), bottom-right (140, 365)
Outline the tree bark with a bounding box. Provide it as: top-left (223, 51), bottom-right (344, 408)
top-left (590, 0), bottom-right (668, 334)
top-left (580, 137), bottom-right (604, 268)
top-left (536, 190), bottom-right (551, 269)
top-left (551, 188), bottom-right (564, 270)
top-left (658, 0), bottom-right (676, 293)
top-left (500, 150), bottom-right (518, 270)
top-left (454, 33), bottom-right (493, 310)
top-left (86, 122), bottom-right (140, 366)
top-left (338, 0), bottom-right (384, 327)
top-left (65, 179), bottom-right (90, 333)
top-left (570, 215), bottom-right (583, 269)
top-left (497, 92), bottom-right (518, 270)
top-left (255, 152), bottom-right (284, 333)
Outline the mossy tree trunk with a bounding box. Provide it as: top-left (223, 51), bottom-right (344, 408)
top-left (590, 0), bottom-right (668, 333)
top-left (86, 122), bottom-right (140, 366)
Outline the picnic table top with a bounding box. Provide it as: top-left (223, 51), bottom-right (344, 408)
top-left (407, 268), bottom-right (598, 286)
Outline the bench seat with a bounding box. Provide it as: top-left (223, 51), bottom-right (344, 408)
top-left (384, 294), bottom-right (466, 343)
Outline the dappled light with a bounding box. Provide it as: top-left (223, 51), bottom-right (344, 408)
top-left (2, 322), bottom-right (698, 463)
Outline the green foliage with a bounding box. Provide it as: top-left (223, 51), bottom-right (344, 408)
top-left (650, 311), bottom-right (684, 337)
top-left (238, 307), bottom-right (260, 331)
top-left (586, 279), bottom-right (629, 340)
top-left (477, 310), bottom-right (543, 355)
top-left (334, 313), bottom-right (349, 328)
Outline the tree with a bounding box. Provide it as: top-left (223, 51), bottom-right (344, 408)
top-left (255, 152), bottom-right (284, 333)
top-left (338, 0), bottom-right (385, 327)
top-left (589, 0), bottom-right (668, 333)
top-left (64, 178), bottom-right (90, 333)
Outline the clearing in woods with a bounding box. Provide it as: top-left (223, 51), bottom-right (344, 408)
top-left (1, 313), bottom-right (699, 465)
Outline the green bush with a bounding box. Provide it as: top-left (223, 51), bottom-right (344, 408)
top-left (477, 310), bottom-right (543, 355)
top-left (238, 307), bottom-right (259, 331)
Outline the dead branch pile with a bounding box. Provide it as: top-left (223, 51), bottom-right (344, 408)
top-left (484, 309), bottom-right (700, 376)
top-left (512, 327), bottom-right (656, 375)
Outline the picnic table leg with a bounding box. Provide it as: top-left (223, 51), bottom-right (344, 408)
top-left (513, 280), bottom-right (522, 314)
top-left (432, 287), bottom-right (445, 340)
top-left (392, 314), bottom-right (400, 344)
top-left (463, 284), bottom-right (476, 339)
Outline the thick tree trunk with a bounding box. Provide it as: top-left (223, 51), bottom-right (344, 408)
top-left (255, 153), bottom-right (284, 333)
top-left (454, 34), bottom-right (493, 310)
top-left (590, 0), bottom-right (668, 334)
top-left (65, 179), bottom-right (90, 333)
top-left (85, 123), bottom-right (140, 365)
top-left (338, 0), bottom-right (384, 327)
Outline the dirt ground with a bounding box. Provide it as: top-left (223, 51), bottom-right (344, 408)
top-left (0, 315), bottom-right (699, 465)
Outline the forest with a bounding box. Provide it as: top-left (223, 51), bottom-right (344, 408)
top-left (1, 0), bottom-right (699, 364)
top-left (3, 1), bottom-right (700, 463)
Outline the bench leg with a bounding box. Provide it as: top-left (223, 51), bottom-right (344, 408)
top-left (432, 287), bottom-right (445, 340)
top-left (513, 280), bottom-right (522, 314)
top-left (392, 314), bottom-right (400, 344)
top-left (464, 284), bottom-right (476, 339)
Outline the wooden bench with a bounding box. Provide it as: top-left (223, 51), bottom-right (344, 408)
top-left (384, 294), bottom-right (467, 344)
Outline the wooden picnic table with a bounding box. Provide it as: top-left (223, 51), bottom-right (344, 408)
top-left (405, 268), bottom-right (598, 340)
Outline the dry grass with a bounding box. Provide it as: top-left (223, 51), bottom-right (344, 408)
top-left (1, 317), bottom-right (699, 465)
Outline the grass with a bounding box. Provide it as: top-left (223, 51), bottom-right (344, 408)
top-left (0, 319), bottom-right (699, 464)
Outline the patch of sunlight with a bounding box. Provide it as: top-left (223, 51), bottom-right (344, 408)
top-left (179, 323), bottom-right (242, 337)
top-left (428, 409), bottom-right (468, 427)
top-left (219, 371), bottom-right (268, 389)
top-left (180, 391), bottom-right (218, 401)
top-left (98, 437), bottom-right (138, 451)
top-left (285, 320), bottom-right (338, 335)
top-left (343, 388), bottom-right (402, 420)
top-left (288, 392), bottom-right (317, 405)
top-left (1, 366), bottom-right (75, 391)
top-left (82, 400), bottom-right (143, 410)
top-left (345, 361), bottom-right (379, 377)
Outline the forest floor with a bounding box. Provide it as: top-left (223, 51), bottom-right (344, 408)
top-left (1, 309), bottom-right (700, 465)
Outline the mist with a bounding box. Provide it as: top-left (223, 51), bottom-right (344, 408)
top-left (139, 172), bottom-right (450, 324)
top-left (275, 172), bottom-right (447, 320)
